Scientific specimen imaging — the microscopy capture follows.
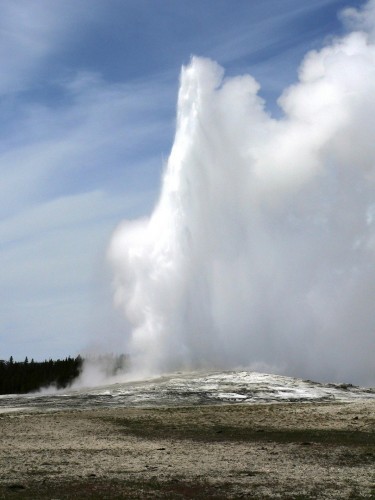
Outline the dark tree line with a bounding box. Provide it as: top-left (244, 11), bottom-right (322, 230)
top-left (0, 355), bottom-right (83, 395)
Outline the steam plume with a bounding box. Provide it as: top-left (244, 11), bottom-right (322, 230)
top-left (109, 2), bottom-right (375, 386)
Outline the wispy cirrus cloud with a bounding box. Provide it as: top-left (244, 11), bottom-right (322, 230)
top-left (0, 70), bottom-right (173, 359)
top-left (0, 0), bottom-right (90, 94)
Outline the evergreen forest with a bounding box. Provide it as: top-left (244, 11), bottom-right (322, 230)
top-left (0, 356), bottom-right (83, 395)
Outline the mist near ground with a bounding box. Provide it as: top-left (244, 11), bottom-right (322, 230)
top-left (108, 1), bottom-right (375, 387)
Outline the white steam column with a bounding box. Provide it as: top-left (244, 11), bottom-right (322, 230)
top-left (109, 7), bottom-right (375, 386)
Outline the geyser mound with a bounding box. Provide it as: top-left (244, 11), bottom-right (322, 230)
top-left (109, 8), bottom-right (375, 386)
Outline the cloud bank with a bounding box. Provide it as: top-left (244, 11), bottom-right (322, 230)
top-left (109, 1), bottom-right (375, 386)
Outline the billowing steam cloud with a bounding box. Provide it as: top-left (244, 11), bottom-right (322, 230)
top-left (109, 2), bottom-right (375, 386)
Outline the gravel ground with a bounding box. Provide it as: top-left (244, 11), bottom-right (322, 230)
top-left (0, 400), bottom-right (374, 499)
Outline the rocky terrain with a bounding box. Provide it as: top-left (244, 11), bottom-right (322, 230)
top-left (0, 399), bottom-right (374, 498)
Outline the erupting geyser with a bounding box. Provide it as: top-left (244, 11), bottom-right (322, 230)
top-left (109, 3), bottom-right (375, 386)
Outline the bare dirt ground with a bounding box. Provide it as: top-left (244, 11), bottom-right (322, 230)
top-left (0, 400), bottom-right (374, 499)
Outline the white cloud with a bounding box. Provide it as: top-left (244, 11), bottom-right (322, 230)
top-left (341, 0), bottom-right (375, 38)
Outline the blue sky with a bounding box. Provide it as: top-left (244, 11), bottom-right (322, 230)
top-left (0, 0), bottom-right (365, 361)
